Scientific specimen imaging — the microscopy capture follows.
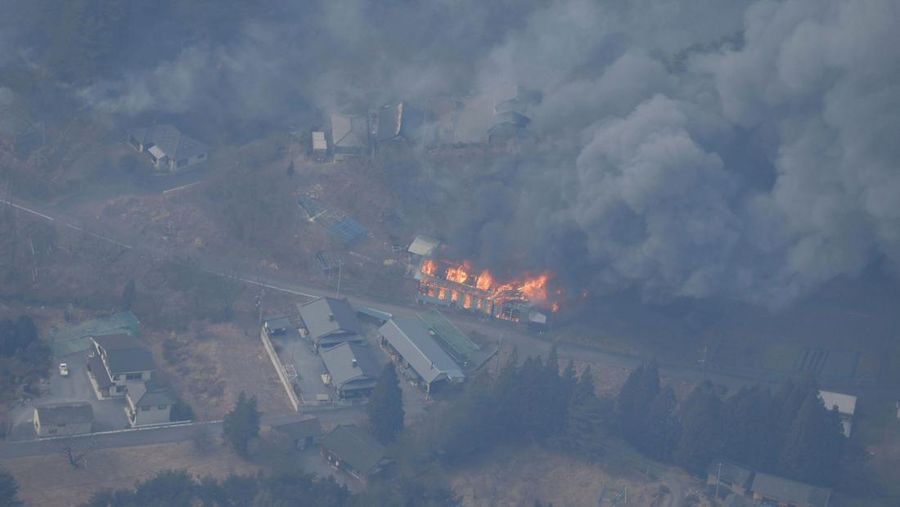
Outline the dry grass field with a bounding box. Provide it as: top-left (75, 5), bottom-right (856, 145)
top-left (2, 441), bottom-right (258, 507)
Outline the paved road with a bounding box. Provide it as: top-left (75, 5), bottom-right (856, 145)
top-left (0, 405), bottom-right (363, 460)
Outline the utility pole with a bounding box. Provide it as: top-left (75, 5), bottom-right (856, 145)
top-left (715, 461), bottom-right (722, 500)
top-left (335, 259), bottom-right (343, 298)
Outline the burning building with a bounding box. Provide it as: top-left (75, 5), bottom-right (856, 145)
top-left (415, 257), bottom-right (554, 322)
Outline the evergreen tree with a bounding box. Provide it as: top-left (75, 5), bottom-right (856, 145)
top-left (368, 363), bottom-right (405, 444)
top-left (223, 391), bottom-right (260, 458)
top-left (0, 467), bottom-right (21, 507)
top-left (493, 350), bottom-right (522, 438)
top-left (673, 381), bottom-right (725, 474)
top-left (133, 470), bottom-right (196, 507)
top-left (120, 279), bottom-right (136, 311)
top-left (616, 361), bottom-right (660, 446)
top-left (722, 386), bottom-right (779, 470)
top-left (432, 373), bottom-right (498, 464)
top-left (778, 393), bottom-right (844, 486)
top-left (561, 366), bottom-right (606, 460)
top-left (641, 386), bottom-right (679, 461)
top-left (543, 347), bottom-right (568, 436)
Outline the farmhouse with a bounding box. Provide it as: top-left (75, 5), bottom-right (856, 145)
top-left (320, 342), bottom-right (380, 399)
top-left (33, 402), bottom-right (93, 437)
top-left (86, 334), bottom-right (155, 398)
top-left (127, 124), bottom-right (207, 172)
top-left (125, 381), bottom-right (175, 426)
top-left (330, 113), bottom-right (369, 159)
top-left (297, 297), bottom-right (364, 350)
top-left (378, 317), bottom-right (464, 393)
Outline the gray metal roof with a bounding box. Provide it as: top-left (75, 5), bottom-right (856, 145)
top-left (129, 124), bottom-right (207, 161)
top-left (297, 297), bottom-right (362, 343)
top-left (379, 318), bottom-right (464, 384)
top-left (320, 425), bottom-right (389, 476)
top-left (92, 335), bottom-right (156, 374)
top-left (321, 342), bottom-right (380, 389)
top-left (35, 402), bottom-right (93, 426)
top-left (330, 114), bottom-right (368, 150)
top-left (751, 473), bottom-right (831, 507)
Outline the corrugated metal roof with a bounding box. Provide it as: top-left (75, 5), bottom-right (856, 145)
top-left (379, 318), bottom-right (464, 384)
top-left (407, 235), bottom-right (439, 256)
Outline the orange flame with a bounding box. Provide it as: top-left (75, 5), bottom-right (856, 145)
top-left (476, 270), bottom-right (493, 291)
top-left (445, 263), bottom-right (469, 284)
top-left (420, 257), bottom-right (559, 312)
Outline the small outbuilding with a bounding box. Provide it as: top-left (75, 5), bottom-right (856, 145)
top-left (34, 402), bottom-right (93, 437)
top-left (818, 390), bottom-right (856, 438)
top-left (272, 418), bottom-right (322, 450)
top-left (320, 425), bottom-right (392, 483)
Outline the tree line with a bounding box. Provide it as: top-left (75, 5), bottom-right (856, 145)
top-left (399, 349), bottom-right (857, 491)
top-left (0, 315), bottom-right (50, 403)
top-left (615, 362), bottom-right (851, 488)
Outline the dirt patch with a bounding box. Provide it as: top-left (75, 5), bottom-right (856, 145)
top-left (450, 445), bottom-right (668, 507)
top-left (145, 321), bottom-right (293, 420)
top-left (1, 441), bottom-right (258, 507)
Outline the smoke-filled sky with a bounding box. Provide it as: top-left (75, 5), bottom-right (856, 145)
top-left (6, 0), bottom-right (899, 309)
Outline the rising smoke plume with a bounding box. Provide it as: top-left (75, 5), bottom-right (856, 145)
top-left (9, 0), bottom-right (897, 308)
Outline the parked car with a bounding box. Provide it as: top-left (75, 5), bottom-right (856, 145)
top-left (58, 363), bottom-right (69, 377)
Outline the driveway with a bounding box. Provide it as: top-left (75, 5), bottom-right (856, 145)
top-left (6, 352), bottom-right (129, 441)
top-left (271, 335), bottom-right (333, 404)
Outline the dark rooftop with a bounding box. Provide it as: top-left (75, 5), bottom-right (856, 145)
top-left (297, 297), bottom-right (362, 342)
top-left (272, 418), bottom-right (322, 441)
top-left (93, 335), bottom-right (156, 374)
top-left (320, 425), bottom-right (389, 476)
top-left (321, 342), bottom-right (380, 388)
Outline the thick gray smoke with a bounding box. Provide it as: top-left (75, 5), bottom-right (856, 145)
top-left (62, 0), bottom-right (900, 307)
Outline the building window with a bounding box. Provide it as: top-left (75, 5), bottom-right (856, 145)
top-left (116, 385), bottom-right (125, 393)
top-left (126, 373), bottom-right (143, 381)
top-left (158, 404), bottom-right (168, 410)
top-left (113, 375), bottom-right (121, 381)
